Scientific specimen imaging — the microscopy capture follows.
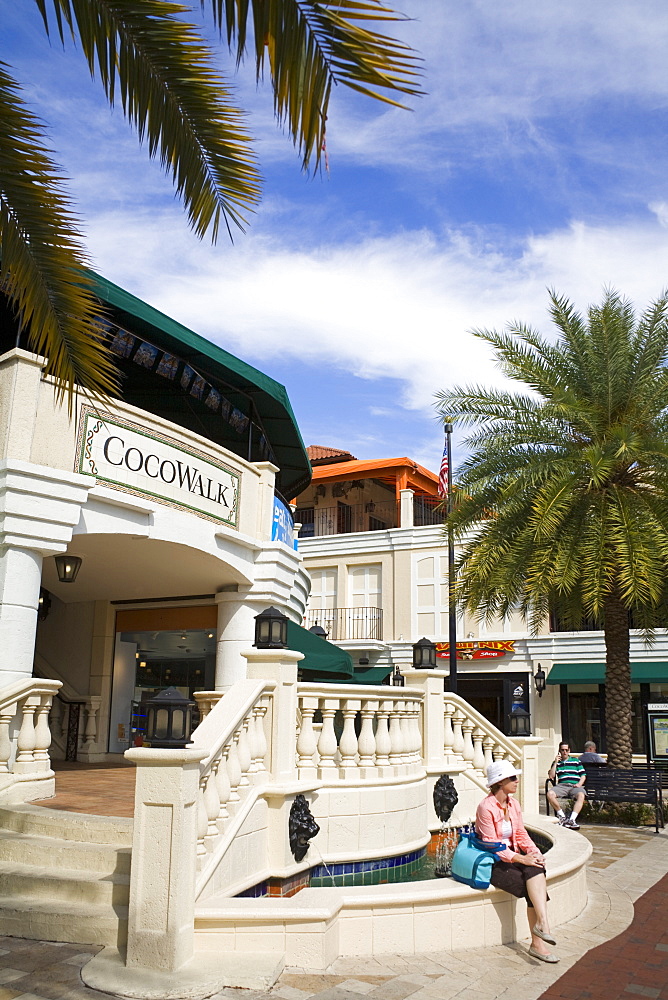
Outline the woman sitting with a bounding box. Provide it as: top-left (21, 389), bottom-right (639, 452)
top-left (476, 759), bottom-right (559, 963)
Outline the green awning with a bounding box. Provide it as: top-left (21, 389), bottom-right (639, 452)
top-left (89, 272), bottom-right (311, 499)
top-left (548, 662), bottom-right (668, 685)
top-left (352, 665), bottom-right (392, 685)
top-left (288, 622), bottom-right (354, 681)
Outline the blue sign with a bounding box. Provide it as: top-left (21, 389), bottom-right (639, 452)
top-left (272, 496), bottom-right (295, 547)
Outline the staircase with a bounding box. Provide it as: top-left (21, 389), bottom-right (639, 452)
top-left (0, 802), bottom-right (131, 947)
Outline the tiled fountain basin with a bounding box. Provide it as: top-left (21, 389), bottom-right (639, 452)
top-left (194, 818), bottom-right (591, 969)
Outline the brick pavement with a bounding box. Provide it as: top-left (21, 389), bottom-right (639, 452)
top-left (0, 823), bottom-right (666, 1000)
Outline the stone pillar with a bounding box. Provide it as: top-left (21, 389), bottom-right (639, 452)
top-left (124, 746), bottom-right (207, 973)
top-left (406, 668), bottom-right (449, 770)
top-left (243, 648), bottom-right (303, 784)
top-left (0, 460), bottom-right (93, 688)
top-left (514, 736), bottom-right (543, 814)
top-left (399, 488), bottom-right (414, 528)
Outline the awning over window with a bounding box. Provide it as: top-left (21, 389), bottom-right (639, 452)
top-left (287, 622), bottom-right (354, 681)
top-left (548, 662), bottom-right (668, 685)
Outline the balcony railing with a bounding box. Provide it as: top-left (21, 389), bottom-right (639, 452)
top-left (413, 496), bottom-right (445, 526)
top-left (304, 607), bottom-right (383, 641)
top-left (296, 501), bottom-right (398, 537)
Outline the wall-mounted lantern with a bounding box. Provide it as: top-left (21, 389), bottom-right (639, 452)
top-left (254, 606), bottom-right (289, 649)
top-left (509, 705), bottom-right (531, 737)
top-left (144, 687), bottom-right (195, 749)
top-left (390, 664), bottom-right (405, 687)
top-left (54, 554), bottom-right (83, 584)
top-left (412, 637), bottom-right (437, 669)
top-left (533, 663), bottom-right (546, 698)
top-left (37, 588), bottom-right (52, 622)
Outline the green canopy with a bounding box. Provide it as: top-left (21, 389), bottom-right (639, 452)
top-left (287, 621), bottom-right (354, 681)
top-left (89, 272), bottom-right (311, 499)
top-left (352, 665), bottom-right (392, 685)
top-left (548, 662), bottom-right (668, 685)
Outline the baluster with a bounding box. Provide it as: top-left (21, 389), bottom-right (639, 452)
top-left (492, 742), bottom-right (505, 761)
top-left (15, 697), bottom-right (38, 766)
top-left (81, 701), bottom-right (98, 748)
top-left (462, 720), bottom-right (475, 765)
top-left (297, 698), bottom-right (319, 768)
top-left (357, 700), bottom-right (377, 768)
top-left (196, 774), bottom-right (208, 857)
top-left (0, 704), bottom-right (15, 772)
top-left (215, 747), bottom-right (231, 822)
top-left (237, 717), bottom-right (252, 786)
top-left (33, 697), bottom-right (53, 765)
top-left (339, 700), bottom-right (360, 769)
top-left (388, 701), bottom-right (404, 765)
top-left (452, 709), bottom-right (465, 760)
top-left (246, 708), bottom-right (260, 773)
top-left (375, 702), bottom-right (392, 766)
top-left (472, 728), bottom-right (486, 771)
top-left (410, 699), bottom-right (423, 765)
top-left (226, 735), bottom-right (242, 802)
top-left (48, 698), bottom-right (62, 748)
top-left (317, 702), bottom-right (338, 768)
top-left (443, 701), bottom-right (455, 757)
top-left (398, 703), bottom-right (412, 765)
top-left (253, 702), bottom-right (268, 773)
top-left (483, 735), bottom-right (495, 769)
top-left (203, 765), bottom-right (221, 839)
top-left (60, 702), bottom-right (69, 743)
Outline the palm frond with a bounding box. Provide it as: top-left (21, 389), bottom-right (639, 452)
top-left (37, 0), bottom-right (261, 238)
top-left (0, 62), bottom-right (117, 402)
top-left (207, 0), bottom-right (422, 170)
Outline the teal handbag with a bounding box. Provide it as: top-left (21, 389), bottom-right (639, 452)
top-left (450, 832), bottom-right (506, 890)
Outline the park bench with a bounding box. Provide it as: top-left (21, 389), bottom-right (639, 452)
top-left (545, 765), bottom-right (665, 834)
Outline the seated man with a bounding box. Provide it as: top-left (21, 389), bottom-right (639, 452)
top-left (579, 740), bottom-right (606, 765)
top-left (547, 741), bottom-right (586, 829)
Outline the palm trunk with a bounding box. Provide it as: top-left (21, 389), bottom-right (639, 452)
top-left (603, 590), bottom-right (633, 768)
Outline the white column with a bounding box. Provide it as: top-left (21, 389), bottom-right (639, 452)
top-left (0, 460), bottom-right (93, 688)
top-left (214, 590), bottom-right (264, 689)
top-left (399, 488), bottom-right (414, 528)
top-left (124, 746), bottom-right (207, 973)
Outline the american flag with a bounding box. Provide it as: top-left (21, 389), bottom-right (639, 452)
top-left (438, 443), bottom-right (448, 498)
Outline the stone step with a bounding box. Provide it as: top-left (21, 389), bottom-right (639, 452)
top-left (0, 829), bottom-right (131, 875)
top-left (0, 860), bottom-right (130, 906)
top-left (0, 894), bottom-right (128, 947)
top-left (0, 803), bottom-right (133, 846)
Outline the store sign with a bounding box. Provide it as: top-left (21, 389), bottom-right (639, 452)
top-left (77, 408), bottom-right (240, 527)
top-left (647, 703), bottom-right (668, 761)
top-left (436, 640), bottom-right (515, 661)
top-left (272, 495), bottom-right (295, 547)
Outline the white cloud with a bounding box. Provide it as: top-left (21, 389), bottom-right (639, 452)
top-left (87, 209), bottom-right (668, 419)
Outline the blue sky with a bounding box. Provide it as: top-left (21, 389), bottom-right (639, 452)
top-left (5, 2), bottom-right (668, 474)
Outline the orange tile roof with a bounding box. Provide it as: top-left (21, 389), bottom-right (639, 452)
top-left (301, 456), bottom-right (439, 499)
top-left (307, 445), bottom-right (356, 463)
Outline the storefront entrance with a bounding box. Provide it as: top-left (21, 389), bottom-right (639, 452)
top-left (109, 605), bottom-right (216, 753)
top-left (456, 672), bottom-right (531, 736)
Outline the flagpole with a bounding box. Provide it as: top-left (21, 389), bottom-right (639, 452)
top-left (444, 423), bottom-right (458, 693)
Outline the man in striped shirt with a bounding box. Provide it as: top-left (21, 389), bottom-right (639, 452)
top-left (547, 741), bottom-right (586, 829)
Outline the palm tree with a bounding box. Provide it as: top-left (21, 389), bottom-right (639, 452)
top-left (436, 289), bottom-right (668, 768)
top-left (1, 1), bottom-right (420, 400)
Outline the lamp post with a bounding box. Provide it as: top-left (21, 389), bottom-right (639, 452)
top-left (444, 423), bottom-right (457, 694)
top-left (509, 705), bottom-right (531, 737)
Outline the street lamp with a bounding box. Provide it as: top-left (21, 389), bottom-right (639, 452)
top-left (444, 422), bottom-right (457, 694)
top-left (533, 664), bottom-right (546, 698)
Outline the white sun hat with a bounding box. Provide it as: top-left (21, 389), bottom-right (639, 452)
top-left (486, 760), bottom-right (522, 788)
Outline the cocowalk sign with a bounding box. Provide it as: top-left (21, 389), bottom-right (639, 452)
top-left (76, 408), bottom-right (240, 527)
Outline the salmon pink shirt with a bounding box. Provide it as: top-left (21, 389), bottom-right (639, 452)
top-left (475, 793), bottom-right (541, 863)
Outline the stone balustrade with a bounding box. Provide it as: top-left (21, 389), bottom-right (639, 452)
top-left (191, 681), bottom-right (274, 865)
top-left (0, 678), bottom-right (61, 797)
top-left (444, 691), bottom-right (522, 779)
top-left (296, 683), bottom-right (424, 779)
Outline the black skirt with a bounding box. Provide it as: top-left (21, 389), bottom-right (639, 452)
top-left (490, 860), bottom-right (548, 907)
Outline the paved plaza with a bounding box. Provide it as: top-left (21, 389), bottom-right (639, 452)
top-left (0, 824), bottom-right (666, 1000)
